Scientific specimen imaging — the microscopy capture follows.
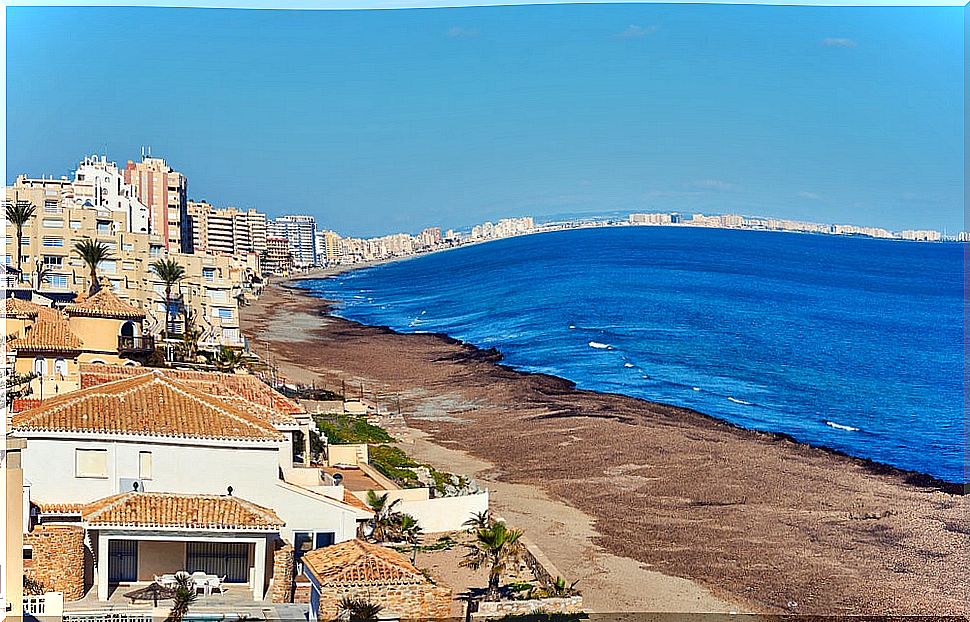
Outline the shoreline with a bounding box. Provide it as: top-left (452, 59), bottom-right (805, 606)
top-left (284, 266), bottom-right (964, 493)
top-left (242, 280), bottom-right (969, 615)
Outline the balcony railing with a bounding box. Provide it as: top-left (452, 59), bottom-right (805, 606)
top-left (117, 335), bottom-right (155, 352)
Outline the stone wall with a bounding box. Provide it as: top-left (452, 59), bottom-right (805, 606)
top-left (270, 540), bottom-right (294, 604)
top-left (316, 584), bottom-right (452, 620)
top-left (294, 579), bottom-right (311, 605)
top-left (23, 525), bottom-right (86, 601)
top-left (472, 596), bottom-right (584, 618)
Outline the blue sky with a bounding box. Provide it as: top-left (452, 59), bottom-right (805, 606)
top-left (6, 4), bottom-right (964, 237)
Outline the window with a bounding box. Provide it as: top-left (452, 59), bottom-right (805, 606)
top-left (42, 218), bottom-right (63, 228)
top-left (75, 449), bottom-right (108, 478)
top-left (122, 261), bottom-right (136, 271)
top-left (101, 260), bottom-right (117, 274)
top-left (139, 451), bottom-right (152, 480)
top-left (48, 274), bottom-right (69, 289)
top-left (33, 357), bottom-right (47, 376)
top-left (44, 200), bottom-right (60, 213)
top-left (213, 307), bottom-right (233, 320)
top-left (23, 546), bottom-right (32, 561)
top-left (42, 256), bottom-right (63, 268)
top-left (53, 358), bottom-right (68, 378)
top-left (42, 237), bottom-right (64, 247)
top-left (69, 220), bottom-right (82, 230)
top-left (149, 246), bottom-right (162, 257)
top-left (208, 290), bottom-right (227, 303)
top-left (96, 222), bottom-right (111, 235)
top-left (202, 268), bottom-right (215, 282)
top-left (122, 243), bottom-right (134, 252)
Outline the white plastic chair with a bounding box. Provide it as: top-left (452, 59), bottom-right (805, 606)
top-left (208, 575), bottom-right (227, 595)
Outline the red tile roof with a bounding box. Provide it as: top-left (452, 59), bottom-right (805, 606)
top-left (81, 492), bottom-right (283, 530)
top-left (12, 371), bottom-right (283, 441)
top-left (301, 539), bottom-right (431, 587)
top-left (65, 287), bottom-right (144, 319)
top-left (0, 297), bottom-right (47, 318)
top-left (8, 311), bottom-right (84, 352)
top-left (79, 364), bottom-right (303, 426)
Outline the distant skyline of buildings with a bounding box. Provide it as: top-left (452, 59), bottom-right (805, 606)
top-left (7, 151), bottom-right (966, 285)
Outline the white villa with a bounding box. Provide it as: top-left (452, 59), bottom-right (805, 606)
top-left (11, 368), bottom-right (371, 603)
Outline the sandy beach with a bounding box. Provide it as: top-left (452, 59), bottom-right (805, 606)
top-left (241, 277), bottom-right (969, 616)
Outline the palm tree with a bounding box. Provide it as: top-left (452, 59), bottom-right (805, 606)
top-left (213, 346), bottom-right (244, 372)
top-left (151, 258), bottom-right (186, 342)
top-left (463, 509), bottom-right (491, 531)
top-left (338, 596), bottom-right (383, 622)
top-left (73, 239), bottom-right (113, 295)
top-left (365, 490), bottom-right (402, 542)
top-left (460, 521), bottom-right (526, 601)
top-left (5, 199), bottom-right (36, 272)
top-left (392, 513), bottom-right (423, 563)
top-left (165, 573), bottom-right (198, 622)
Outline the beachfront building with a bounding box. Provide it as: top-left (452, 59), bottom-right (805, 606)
top-left (11, 367), bottom-right (371, 603)
top-left (122, 153), bottom-right (191, 253)
top-left (314, 230), bottom-right (342, 266)
top-left (302, 539), bottom-right (452, 621)
top-left (262, 236), bottom-right (293, 275)
top-left (5, 168), bottom-right (259, 350)
top-left (187, 201), bottom-right (268, 257)
top-left (269, 215), bottom-right (317, 268)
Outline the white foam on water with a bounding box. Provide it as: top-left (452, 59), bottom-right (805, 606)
top-left (624, 363), bottom-right (635, 368)
top-left (589, 341), bottom-right (611, 350)
top-left (692, 387), bottom-right (701, 392)
top-left (727, 397), bottom-right (753, 406)
top-left (826, 421), bottom-right (859, 432)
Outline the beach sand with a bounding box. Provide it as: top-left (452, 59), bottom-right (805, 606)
top-left (241, 279), bottom-right (969, 616)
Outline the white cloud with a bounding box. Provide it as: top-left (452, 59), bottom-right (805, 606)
top-left (821, 37), bottom-right (857, 48)
top-left (694, 179), bottom-right (737, 191)
top-left (615, 24), bottom-right (658, 39)
top-left (446, 26), bottom-right (479, 39)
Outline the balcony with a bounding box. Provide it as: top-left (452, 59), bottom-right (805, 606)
top-left (117, 335), bottom-right (155, 353)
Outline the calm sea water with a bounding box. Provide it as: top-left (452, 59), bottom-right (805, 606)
top-left (299, 227), bottom-right (965, 483)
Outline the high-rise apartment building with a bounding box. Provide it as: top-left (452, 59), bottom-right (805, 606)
top-left (123, 154), bottom-right (190, 253)
top-left (188, 202), bottom-right (268, 257)
top-left (314, 230), bottom-right (342, 265)
top-left (5, 174), bottom-right (258, 350)
top-left (269, 215), bottom-right (317, 267)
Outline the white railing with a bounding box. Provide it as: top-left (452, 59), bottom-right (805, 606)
top-left (24, 591), bottom-right (64, 617)
top-left (63, 612), bottom-right (153, 622)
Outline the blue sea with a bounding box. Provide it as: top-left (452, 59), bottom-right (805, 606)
top-left (298, 227), bottom-right (965, 483)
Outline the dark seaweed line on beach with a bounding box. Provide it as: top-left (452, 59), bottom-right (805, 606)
top-left (284, 278), bottom-right (967, 496)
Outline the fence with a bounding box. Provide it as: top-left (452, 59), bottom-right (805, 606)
top-left (24, 592), bottom-right (64, 618)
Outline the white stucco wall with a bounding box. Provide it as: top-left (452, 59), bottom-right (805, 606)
top-left (19, 434), bottom-right (363, 543)
top-left (398, 491), bottom-right (489, 534)
top-left (20, 436), bottom-right (283, 503)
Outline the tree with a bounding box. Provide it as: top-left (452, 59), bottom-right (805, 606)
top-left (151, 258), bottom-right (186, 343)
top-left (5, 370), bottom-right (37, 406)
top-left (5, 199), bottom-right (36, 272)
top-left (178, 308), bottom-right (203, 362)
top-left (338, 596), bottom-right (383, 622)
top-left (392, 513), bottom-right (423, 563)
top-left (165, 573), bottom-right (198, 622)
top-left (213, 346), bottom-right (244, 372)
top-left (73, 239), bottom-right (113, 295)
top-left (365, 490), bottom-right (402, 543)
top-left (463, 509), bottom-right (491, 531)
top-left (461, 521), bottom-right (526, 601)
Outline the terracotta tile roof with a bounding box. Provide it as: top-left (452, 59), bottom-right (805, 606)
top-left (342, 490), bottom-right (374, 513)
top-left (65, 287), bottom-right (145, 319)
top-left (8, 311), bottom-right (84, 352)
top-left (79, 364), bottom-right (303, 426)
top-left (34, 502), bottom-right (86, 514)
top-left (0, 297), bottom-right (47, 318)
top-left (12, 371), bottom-right (283, 441)
top-left (302, 539), bottom-right (431, 587)
top-left (81, 492), bottom-right (283, 530)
